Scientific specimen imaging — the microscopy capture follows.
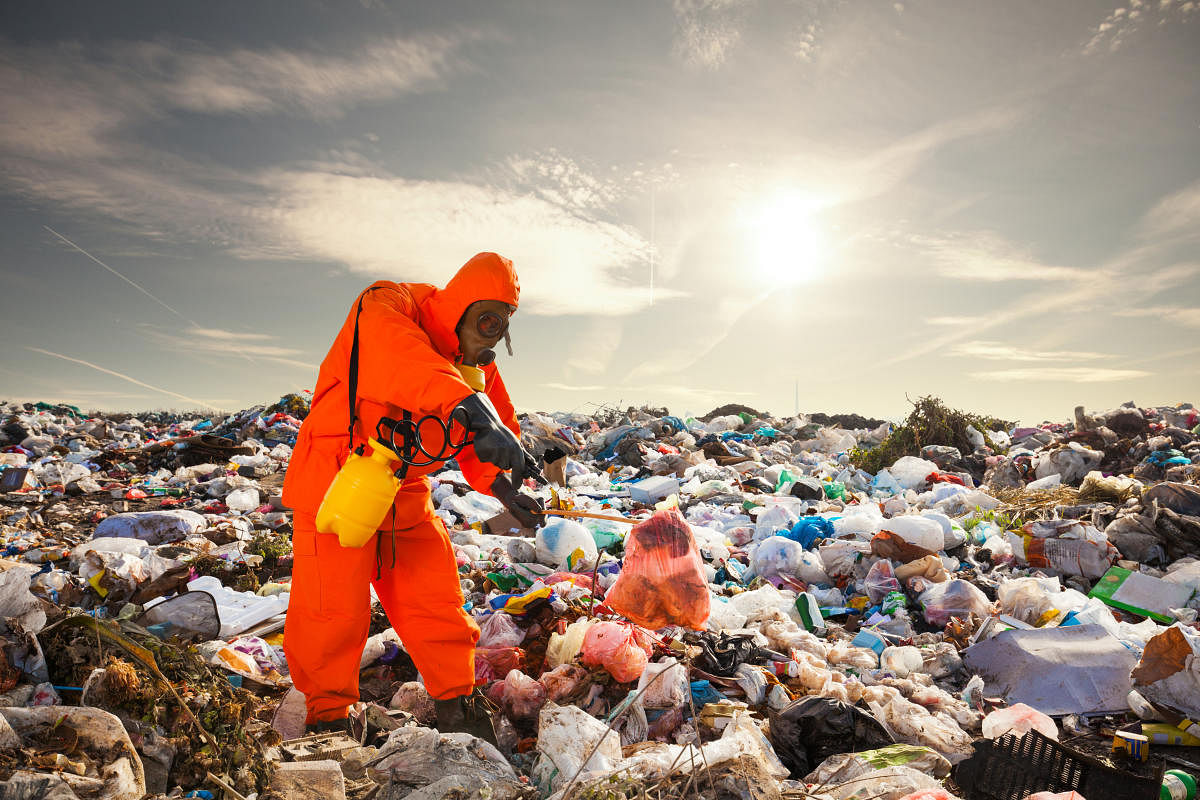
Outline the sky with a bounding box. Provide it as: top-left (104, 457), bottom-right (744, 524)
top-left (0, 0), bottom-right (1198, 426)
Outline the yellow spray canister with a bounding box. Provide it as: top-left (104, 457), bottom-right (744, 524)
top-left (315, 364), bottom-right (483, 548)
top-left (315, 437), bottom-right (403, 548)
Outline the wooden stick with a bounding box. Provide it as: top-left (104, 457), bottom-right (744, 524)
top-left (534, 508), bottom-right (634, 524)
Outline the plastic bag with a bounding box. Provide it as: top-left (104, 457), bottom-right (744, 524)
top-left (881, 646), bottom-right (925, 678)
top-left (538, 663), bottom-right (589, 703)
top-left (804, 744), bottom-right (952, 784)
top-left (532, 702), bottom-right (622, 793)
top-left (894, 555), bottom-right (949, 584)
top-left (828, 767), bottom-right (946, 799)
top-left (785, 516), bottom-right (835, 548)
top-left (478, 611), bottom-right (526, 649)
top-left (535, 517), bottom-right (599, 569)
top-left (501, 669), bottom-right (547, 720)
top-left (981, 703), bottom-right (1057, 740)
top-left (609, 689), bottom-right (649, 746)
top-left (735, 663), bottom-right (768, 705)
top-left (821, 538), bottom-right (872, 577)
top-left (882, 515), bottom-right (945, 552)
top-left (895, 790), bottom-right (961, 800)
top-left (834, 503), bottom-right (885, 539)
top-left (769, 695), bottom-right (895, 777)
top-left (581, 620), bottom-right (651, 683)
top-left (604, 509), bottom-right (710, 630)
top-left (545, 618), bottom-right (593, 668)
top-left (474, 647), bottom-right (525, 683)
top-left (918, 579), bottom-right (993, 626)
top-left (865, 559), bottom-right (902, 603)
top-left (889, 457), bottom-right (939, 490)
top-left (637, 657), bottom-right (689, 708)
top-left (752, 535), bottom-right (805, 586)
top-left (996, 577), bottom-right (1061, 624)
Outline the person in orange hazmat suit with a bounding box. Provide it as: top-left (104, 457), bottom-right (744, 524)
top-left (281, 252), bottom-right (544, 740)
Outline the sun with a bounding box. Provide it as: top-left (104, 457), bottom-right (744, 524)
top-left (746, 191), bottom-right (827, 287)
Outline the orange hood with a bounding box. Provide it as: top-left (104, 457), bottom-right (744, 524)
top-left (419, 252), bottom-right (520, 357)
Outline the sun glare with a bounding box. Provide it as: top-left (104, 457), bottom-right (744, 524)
top-left (747, 192), bottom-right (827, 287)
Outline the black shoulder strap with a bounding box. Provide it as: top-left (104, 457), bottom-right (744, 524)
top-left (346, 289), bottom-right (372, 446)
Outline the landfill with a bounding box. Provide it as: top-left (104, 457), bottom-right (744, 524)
top-left (2, 394), bottom-right (1200, 800)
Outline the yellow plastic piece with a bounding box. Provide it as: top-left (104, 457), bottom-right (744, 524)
top-left (457, 364), bottom-right (486, 392)
top-left (315, 437), bottom-right (403, 548)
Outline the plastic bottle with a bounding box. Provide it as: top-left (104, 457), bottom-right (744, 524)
top-left (1162, 770), bottom-right (1197, 800)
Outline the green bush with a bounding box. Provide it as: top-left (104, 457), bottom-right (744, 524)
top-left (850, 395), bottom-right (1012, 474)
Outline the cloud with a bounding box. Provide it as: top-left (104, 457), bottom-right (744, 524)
top-left (26, 347), bottom-right (222, 409)
top-left (540, 382), bottom-right (607, 392)
top-left (0, 33), bottom-right (466, 141)
top-left (503, 150), bottom-right (623, 213)
top-left (259, 167), bottom-right (666, 315)
top-left (926, 316), bottom-right (975, 326)
top-left (906, 231), bottom-right (1094, 282)
top-left (1139, 179), bottom-right (1200, 243)
top-left (1115, 305), bottom-right (1200, 327)
top-left (969, 367), bottom-right (1152, 383)
top-left (0, 34), bottom-right (670, 318)
top-left (0, 32), bottom-right (470, 237)
top-left (1083, 0), bottom-right (1197, 54)
top-left (791, 23), bottom-right (822, 63)
top-left (140, 326), bottom-right (318, 371)
top-left (671, 0), bottom-right (752, 69)
top-left (952, 341), bottom-right (1110, 362)
top-left (883, 252), bottom-right (1192, 367)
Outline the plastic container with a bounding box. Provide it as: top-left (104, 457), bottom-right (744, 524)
top-left (315, 437), bottom-right (402, 547)
top-left (1162, 770), bottom-right (1197, 800)
top-left (162, 575), bottom-right (289, 638)
top-left (953, 728), bottom-right (1164, 800)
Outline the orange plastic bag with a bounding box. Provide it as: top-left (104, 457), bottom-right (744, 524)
top-left (604, 509), bottom-right (711, 630)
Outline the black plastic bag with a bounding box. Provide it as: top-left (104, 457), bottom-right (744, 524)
top-left (768, 696), bottom-right (895, 777)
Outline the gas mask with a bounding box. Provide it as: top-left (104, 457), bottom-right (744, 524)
top-left (457, 301), bottom-right (514, 367)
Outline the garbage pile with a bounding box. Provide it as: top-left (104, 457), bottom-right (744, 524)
top-left (2, 394), bottom-right (1199, 800)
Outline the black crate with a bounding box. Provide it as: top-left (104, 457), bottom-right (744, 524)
top-left (953, 730), bottom-right (1163, 800)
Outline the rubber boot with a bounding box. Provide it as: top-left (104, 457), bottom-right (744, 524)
top-left (304, 716), bottom-right (351, 736)
top-left (434, 691), bottom-right (498, 747)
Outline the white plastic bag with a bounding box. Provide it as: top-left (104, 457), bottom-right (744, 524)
top-left (637, 657), bottom-right (689, 708)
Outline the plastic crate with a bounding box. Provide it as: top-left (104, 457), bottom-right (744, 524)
top-left (953, 729), bottom-right (1163, 800)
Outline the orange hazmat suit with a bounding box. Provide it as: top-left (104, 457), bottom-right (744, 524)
top-left (282, 252), bottom-right (521, 723)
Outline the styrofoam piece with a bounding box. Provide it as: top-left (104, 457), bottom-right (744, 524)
top-left (628, 476), bottom-right (680, 504)
top-left (183, 575), bottom-right (289, 638)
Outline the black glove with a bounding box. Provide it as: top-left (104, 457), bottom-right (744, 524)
top-left (453, 393), bottom-right (525, 482)
top-left (490, 473), bottom-right (544, 530)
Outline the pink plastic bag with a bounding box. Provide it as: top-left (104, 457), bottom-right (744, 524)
top-left (478, 611), bottom-right (526, 648)
top-left (898, 791), bottom-right (959, 800)
top-left (581, 620), bottom-right (653, 683)
top-left (500, 669), bottom-right (547, 720)
top-left (1025, 793), bottom-right (1086, 800)
top-left (604, 510), bottom-right (711, 630)
top-left (474, 646), bottom-right (525, 683)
